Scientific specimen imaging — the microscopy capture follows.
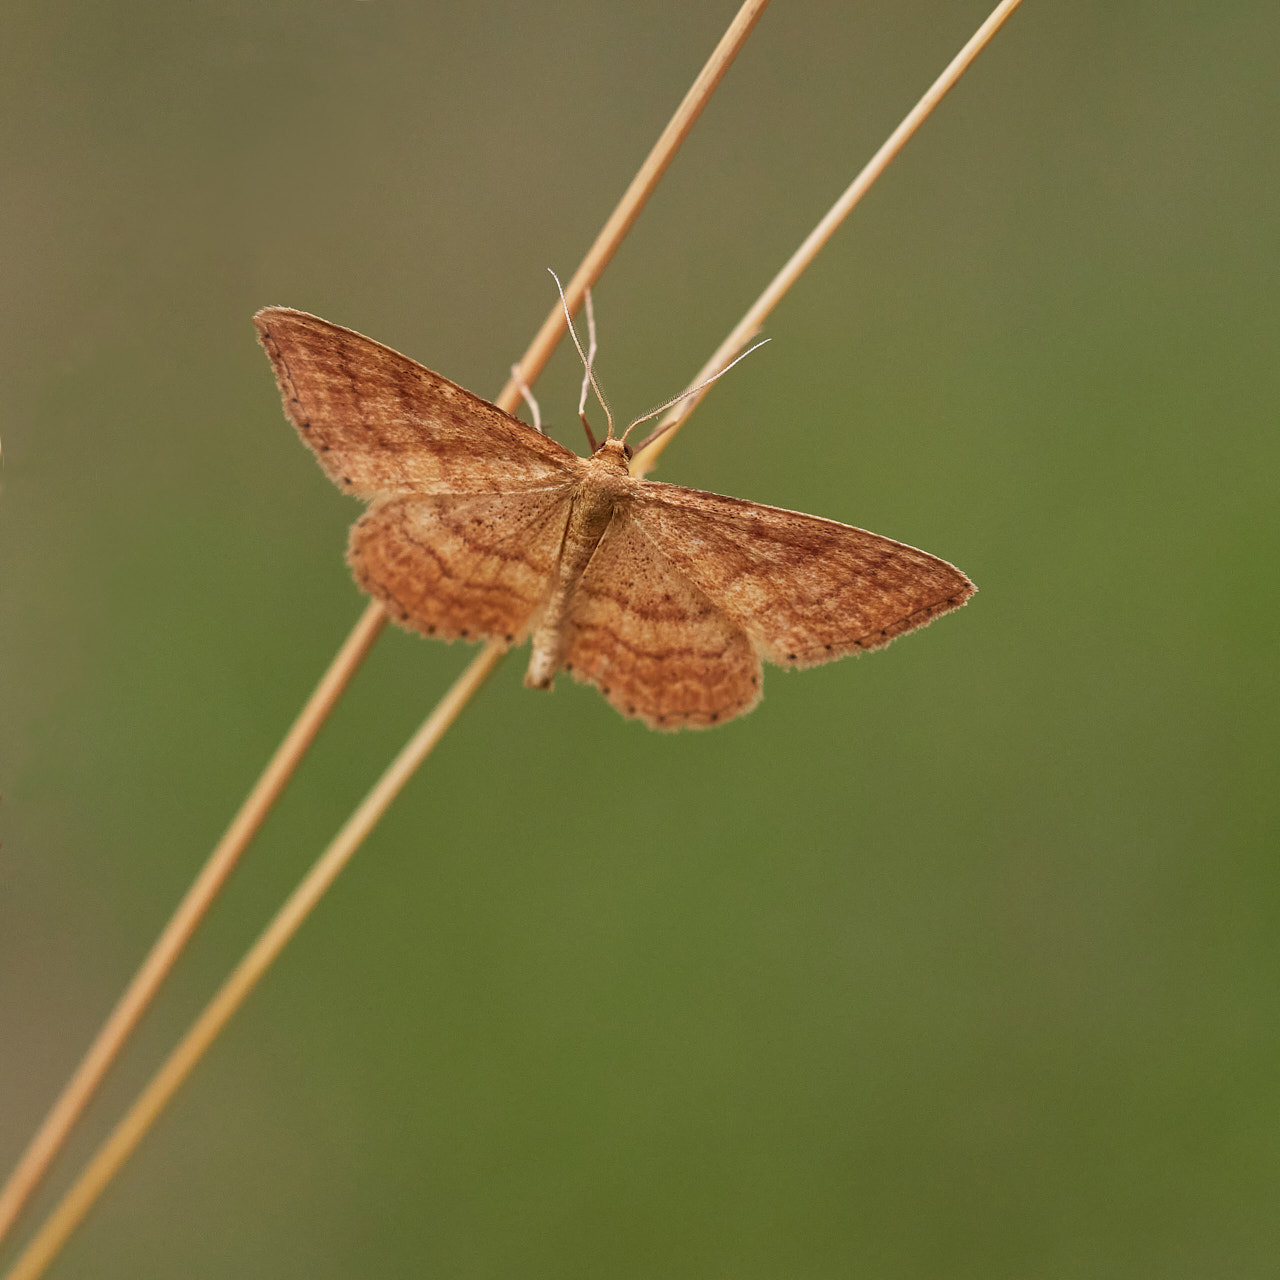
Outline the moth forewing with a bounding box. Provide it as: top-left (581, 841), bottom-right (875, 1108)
top-left (253, 307), bottom-right (580, 497)
top-left (631, 483), bottom-right (976, 669)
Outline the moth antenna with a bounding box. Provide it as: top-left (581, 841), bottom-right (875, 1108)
top-left (576, 288), bottom-right (598, 420)
top-left (630, 414), bottom-right (677, 456)
top-left (549, 268), bottom-right (615, 440)
top-left (576, 289), bottom-right (601, 450)
top-left (510, 363), bottom-right (544, 433)
top-left (620, 337), bottom-right (771, 444)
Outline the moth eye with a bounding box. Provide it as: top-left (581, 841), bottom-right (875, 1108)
top-left (622, 443), bottom-right (633, 460)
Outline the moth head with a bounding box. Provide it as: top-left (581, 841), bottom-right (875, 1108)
top-left (592, 437), bottom-right (632, 469)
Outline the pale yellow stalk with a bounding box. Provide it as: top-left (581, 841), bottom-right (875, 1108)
top-left (1, 4), bottom-right (1028, 1276)
top-left (0, 0), bottom-right (770, 1256)
top-left (632, 0), bottom-right (1024, 477)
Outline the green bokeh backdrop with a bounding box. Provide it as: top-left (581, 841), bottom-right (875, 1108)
top-left (3, 2), bottom-right (1278, 1277)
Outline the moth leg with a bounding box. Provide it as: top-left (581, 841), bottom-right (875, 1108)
top-left (509, 363), bottom-right (543, 433)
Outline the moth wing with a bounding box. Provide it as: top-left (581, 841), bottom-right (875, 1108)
top-left (254, 308), bottom-right (580, 498)
top-left (350, 489), bottom-right (572, 644)
top-left (631, 482), bottom-right (975, 668)
top-left (562, 510), bottom-right (762, 730)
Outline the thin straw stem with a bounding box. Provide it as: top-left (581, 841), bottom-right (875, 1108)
top-left (0, 598), bottom-right (386, 1247)
top-left (1, 645), bottom-right (505, 1280)
top-left (3, 0), bottom-right (1025, 1260)
top-left (631, 0), bottom-right (1023, 477)
top-left (0, 0), bottom-right (770, 1259)
top-left (494, 0), bottom-right (771, 411)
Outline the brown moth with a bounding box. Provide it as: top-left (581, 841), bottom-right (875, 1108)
top-left (254, 307), bottom-right (974, 730)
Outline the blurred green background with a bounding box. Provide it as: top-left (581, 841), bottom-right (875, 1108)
top-left (2, 2), bottom-right (1278, 1276)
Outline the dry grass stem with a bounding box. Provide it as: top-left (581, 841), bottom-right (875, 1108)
top-left (495, 0), bottom-right (772, 413)
top-left (1, 647), bottom-right (505, 1280)
top-left (3, 0), bottom-right (1022, 1260)
top-left (0, 2), bottom-right (770, 1268)
top-left (3, 0), bottom-right (1022, 1263)
top-left (0, 598), bottom-right (387, 1248)
top-left (631, 0), bottom-right (1024, 477)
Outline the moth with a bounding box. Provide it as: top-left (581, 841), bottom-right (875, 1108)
top-left (254, 307), bottom-right (974, 730)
